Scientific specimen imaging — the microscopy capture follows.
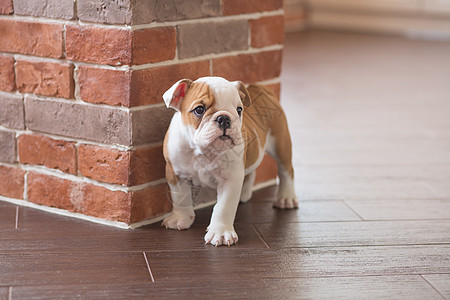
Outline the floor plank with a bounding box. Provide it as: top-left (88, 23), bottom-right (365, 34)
top-left (146, 245), bottom-right (450, 281)
top-left (0, 287), bottom-right (9, 300)
top-left (428, 181), bottom-right (450, 198)
top-left (0, 222), bottom-right (265, 252)
top-left (294, 179), bottom-right (439, 201)
top-left (294, 165), bottom-right (439, 183)
top-left (15, 205), bottom-right (120, 232)
top-left (11, 275), bottom-right (443, 300)
top-left (349, 165), bottom-right (450, 182)
top-left (0, 202), bottom-right (16, 230)
top-left (254, 220), bottom-right (450, 248)
top-left (292, 137), bottom-right (450, 165)
top-left (194, 200), bottom-right (361, 225)
top-left (0, 251), bottom-right (150, 286)
top-left (345, 199), bottom-right (450, 220)
top-left (422, 274), bottom-right (450, 299)
top-left (2, 206), bottom-right (265, 251)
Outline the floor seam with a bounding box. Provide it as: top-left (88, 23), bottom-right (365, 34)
top-left (420, 275), bottom-right (447, 300)
top-left (250, 224), bottom-right (270, 249)
top-left (15, 206), bottom-right (19, 230)
top-left (422, 182), bottom-right (445, 198)
top-left (341, 200), bottom-right (365, 220)
top-left (142, 252), bottom-right (155, 283)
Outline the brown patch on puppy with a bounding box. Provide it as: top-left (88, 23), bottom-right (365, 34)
top-left (179, 82), bottom-right (216, 129)
top-left (163, 129), bottom-right (178, 185)
top-left (243, 85), bottom-right (294, 178)
top-left (235, 81), bottom-right (251, 107)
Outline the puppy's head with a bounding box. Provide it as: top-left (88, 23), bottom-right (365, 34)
top-left (163, 77), bottom-right (251, 153)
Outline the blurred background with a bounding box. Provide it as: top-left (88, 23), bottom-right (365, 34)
top-left (280, 0), bottom-right (450, 200)
top-left (284, 0), bottom-right (450, 39)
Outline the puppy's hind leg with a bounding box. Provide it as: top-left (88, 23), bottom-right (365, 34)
top-left (240, 171), bottom-right (256, 203)
top-left (267, 134), bottom-right (298, 209)
top-left (274, 164), bottom-right (298, 209)
top-left (162, 179), bottom-right (195, 230)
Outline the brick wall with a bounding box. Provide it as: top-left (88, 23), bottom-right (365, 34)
top-left (0, 0), bottom-right (283, 227)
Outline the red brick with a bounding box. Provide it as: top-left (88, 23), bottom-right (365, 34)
top-left (0, 0), bottom-right (13, 14)
top-left (78, 66), bottom-right (131, 106)
top-left (27, 172), bottom-right (77, 211)
top-left (132, 27), bottom-right (176, 65)
top-left (78, 144), bottom-right (130, 185)
top-left (222, 0), bottom-right (282, 15)
top-left (130, 183), bottom-right (172, 223)
top-left (67, 26), bottom-right (174, 66)
top-left (81, 183), bottom-right (131, 223)
top-left (27, 171), bottom-right (132, 222)
top-left (255, 154), bottom-right (278, 185)
top-left (78, 144), bottom-right (166, 186)
top-left (212, 50), bottom-right (282, 83)
top-left (0, 19), bottom-right (63, 58)
top-left (66, 25), bottom-right (132, 65)
top-left (130, 145), bottom-right (165, 185)
top-left (250, 15), bottom-right (285, 48)
top-left (0, 55), bottom-right (15, 91)
top-left (0, 165), bottom-right (25, 199)
top-left (131, 60), bottom-right (210, 106)
top-left (16, 60), bottom-right (74, 99)
top-left (18, 134), bottom-right (77, 175)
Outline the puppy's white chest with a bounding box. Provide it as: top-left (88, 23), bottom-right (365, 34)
top-left (193, 155), bottom-right (221, 187)
top-left (199, 149), bottom-right (241, 184)
top-left (177, 150), bottom-right (236, 188)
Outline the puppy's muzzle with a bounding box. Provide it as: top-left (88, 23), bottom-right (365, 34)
top-left (216, 115), bottom-right (231, 130)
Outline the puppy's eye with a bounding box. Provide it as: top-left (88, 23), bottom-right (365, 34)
top-left (237, 107), bottom-right (243, 117)
top-left (192, 105), bottom-right (205, 117)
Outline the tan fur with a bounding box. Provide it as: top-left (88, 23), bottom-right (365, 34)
top-left (180, 82), bottom-right (216, 129)
top-left (163, 132), bottom-right (178, 185)
top-left (236, 81), bottom-right (251, 107)
top-left (243, 85), bottom-right (294, 177)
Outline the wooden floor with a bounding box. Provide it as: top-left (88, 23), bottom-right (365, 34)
top-left (2, 30), bottom-right (450, 299)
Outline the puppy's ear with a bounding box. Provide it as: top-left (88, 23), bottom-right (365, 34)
top-left (163, 79), bottom-right (193, 111)
top-left (233, 81), bottom-right (251, 107)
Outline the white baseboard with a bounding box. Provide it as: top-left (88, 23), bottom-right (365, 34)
top-left (309, 10), bottom-right (450, 41)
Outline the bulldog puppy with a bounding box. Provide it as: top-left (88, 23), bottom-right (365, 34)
top-left (162, 76), bottom-right (297, 246)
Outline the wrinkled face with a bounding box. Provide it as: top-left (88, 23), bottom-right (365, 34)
top-left (181, 80), bottom-right (244, 153)
top-left (164, 77), bottom-right (249, 154)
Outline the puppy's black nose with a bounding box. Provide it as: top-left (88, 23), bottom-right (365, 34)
top-left (216, 115), bottom-right (231, 130)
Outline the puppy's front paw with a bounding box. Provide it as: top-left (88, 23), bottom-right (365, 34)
top-left (204, 226), bottom-right (238, 246)
top-left (162, 212), bottom-right (195, 230)
top-left (273, 196), bottom-right (299, 209)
